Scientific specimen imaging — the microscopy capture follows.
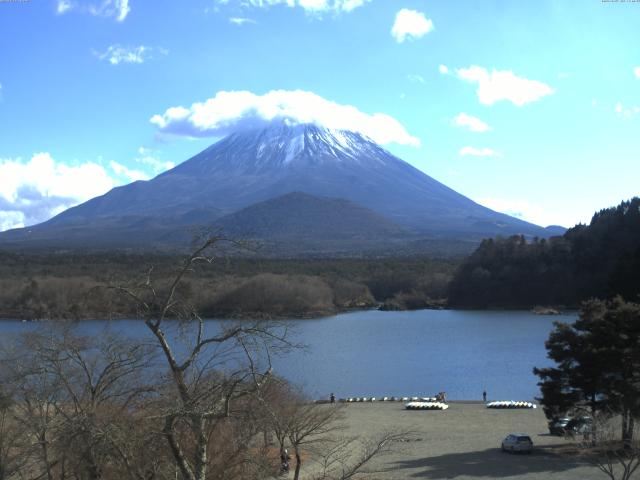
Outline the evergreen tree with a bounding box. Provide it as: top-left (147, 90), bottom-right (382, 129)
top-left (449, 197), bottom-right (640, 308)
top-left (534, 298), bottom-right (640, 444)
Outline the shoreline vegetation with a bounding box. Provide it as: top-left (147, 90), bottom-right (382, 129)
top-left (0, 253), bottom-right (455, 321)
top-left (448, 198), bottom-right (640, 309)
top-left (1, 302), bottom-right (571, 322)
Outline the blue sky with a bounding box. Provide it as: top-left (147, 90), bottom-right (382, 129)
top-left (0, 0), bottom-right (639, 231)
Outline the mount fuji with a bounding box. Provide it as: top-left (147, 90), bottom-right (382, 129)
top-left (0, 123), bottom-right (560, 254)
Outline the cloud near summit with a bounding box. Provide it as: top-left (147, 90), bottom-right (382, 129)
top-left (150, 90), bottom-right (420, 147)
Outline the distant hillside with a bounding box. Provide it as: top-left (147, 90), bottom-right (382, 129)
top-left (214, 192), bottom-right (406, 238)
top-left (154, 192), bottom-right (415, 256)
top-left (448, 198), bottom-right (640, 308)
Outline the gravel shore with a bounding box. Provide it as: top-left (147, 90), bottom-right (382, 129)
top-left (320, 402), bottom-right (604, 480)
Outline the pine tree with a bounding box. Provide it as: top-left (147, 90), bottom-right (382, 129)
top-left (534, 298), bottom-right (640, 444)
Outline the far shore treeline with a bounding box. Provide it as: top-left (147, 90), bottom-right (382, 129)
top-left (0, 254), bottom-right (455, 320)
top-left (0, 198), bottom-right (638, 320)
top-left (448, 197), bottom-right (640, 309)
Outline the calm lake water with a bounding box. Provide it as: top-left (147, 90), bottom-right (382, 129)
top-left (0, 309), bottom-right (576, 401)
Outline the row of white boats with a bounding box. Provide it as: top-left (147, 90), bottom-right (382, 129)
top-left (342, 396), bottom-right (438, 403)
top-left (404, 400), bottom-right (536, 411)
top-left (405, 401), bottom-right (449, 410)
top-left (486, 401), bottom-right (537, 409)
top-left (340, 397), bottom-right (536, 411)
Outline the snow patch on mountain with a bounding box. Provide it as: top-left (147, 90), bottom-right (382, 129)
top-left (283, 132), bottom-right (305, 164)
top-left (220, 123), bottom-right (391, 168)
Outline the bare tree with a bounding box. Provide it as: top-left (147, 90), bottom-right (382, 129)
top-left (0, 389), bottom-right (30, 480)
top-left (110, 236), bottom-right (291, 480)
top-left (578, 412), bottom-right (640, 480)
top-left (255, 377), bottom-right (344, 479)
top-left (257, 381), bottom-right (411, 480)
top-left (310, 431), bottom-right (412, 480)
top-left (0, 326), bottom-right (158, 480)
top-left (1, 336), bottom-right (64, 480)
top-left (286, 401), bottom-right (344, 480)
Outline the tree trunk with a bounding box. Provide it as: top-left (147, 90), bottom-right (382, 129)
top-left (40, 430), bottom-right (54, 480)
top-left (293, 447), bottom-right (302, 480)
top-left (86, 453), bottom-right (102, 480)
top-left (622, 409), bottom-right (631, 449)
top-left (193, 416), bottom-right (208, 480)
top-left (163, 418), bottom-right (195, 480)
top-left (591, 397), bottom-right (598, 446)
top-left (622, 409), bottom-right (635, 450)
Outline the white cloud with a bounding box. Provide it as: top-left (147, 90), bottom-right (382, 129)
top-left (216, 0), bottom-right (371, 14)
top-left (0, 211), bottom-right (25, 233)
top-left (391, 9), bottom-right (434, 43)
top-left (406, 74), bottom-right (425, 84)
top-left (438, 64), bottom-right (449, 75)
top-left (116, 0), bottom-right (130, 21)
top-left (94, 45), bottom-right (163, 65)
top-left (615, 101), bottom-right (640, 119)
top-left (340, 0), bottom-right (368, 11)
top-left (0, 149), bottom-right (180, 231)
top-left (459, 146), bottom-right (501, 157)
top-left (56, 0), bottom-right (130, 21)
top-left (150, 89), bottom-right (420, 147)
top-left (456, 66), bottom-right (554, 106)
top-left (452, 113), bottom-right (492, 133)
top-left (0, 153), bottom-right (116, 231)
top-left (136, 147), bottom-right (175, 173)
top-left (109, 161), bottom-right (149, 182)
top-left (229, 17), bottom-right (257, 25)
top-left (56, 0), bottom-right (72, 14)
top-left (634, 66), bottom-right (640, 79)
top-left (476, 197), bottom-right (550, 227)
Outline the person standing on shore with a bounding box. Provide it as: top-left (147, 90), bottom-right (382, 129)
top-left (330, 393), bottom-right (335, 403)
top-left (483, 390), bottom-right (487, 402)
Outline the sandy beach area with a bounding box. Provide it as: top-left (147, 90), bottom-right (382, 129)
top-left (305, 401), bottom-right (605, 480)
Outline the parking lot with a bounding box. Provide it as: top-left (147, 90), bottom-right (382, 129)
top-left (331, 402), bottom-right (604, 480)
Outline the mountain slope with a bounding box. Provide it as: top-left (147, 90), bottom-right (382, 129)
top-left (0, 123), bottom-right (559, 253)
top-left (214, 192), bottom-right (408, 240)
top-left (157, 192), bottom-right (415, 256)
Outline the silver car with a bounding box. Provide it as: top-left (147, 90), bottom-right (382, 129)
top-left (501, 434), bottom-right (533, 453)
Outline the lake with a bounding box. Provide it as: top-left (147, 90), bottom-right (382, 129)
top-left (0, 309), bottom-right (576, 401)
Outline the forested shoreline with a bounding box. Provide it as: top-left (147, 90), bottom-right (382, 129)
top-left (447, 198), bottom-right (640, 309)
top-left (0, 253), bottom-right (456, 321)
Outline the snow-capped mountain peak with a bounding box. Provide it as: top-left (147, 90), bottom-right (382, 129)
top-left (198, 122), bottom-right (391, 170)
top-left (16, 120), bottom-right (552, 250)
